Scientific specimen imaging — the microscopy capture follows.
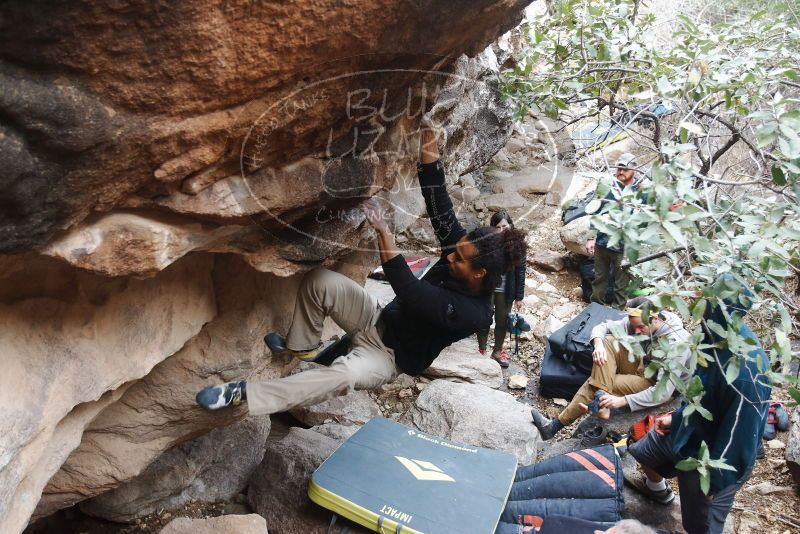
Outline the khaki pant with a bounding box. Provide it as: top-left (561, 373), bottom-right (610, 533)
top-left (247, 269), bottom-right (398, 416)
top-left (558, 335), bottom-right (653, 425)
top-left (591, 245), bottom-right (628, 309)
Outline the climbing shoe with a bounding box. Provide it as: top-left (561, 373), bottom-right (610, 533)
top-left (586, 389), bottom-right (611, 420)
top-left (531, 408), bottom-right (563, 441)
top-left (577, 422), bottom-right (608, 447)
top-left (196, 380), bottom-right (247, 410)
top-left (491, 349), bottom-right (510, 368)
top-left (763, 403), bottom-right (790, 440)
top-left (264, 332), bottom-right (324, 362)
top-left (625, 475), bottom-right (675, 505)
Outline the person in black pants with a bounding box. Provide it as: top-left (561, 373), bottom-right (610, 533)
top-left (196, 124), bottom-right (528, 414)
top-left (476, 211), bottom-right (526, 367)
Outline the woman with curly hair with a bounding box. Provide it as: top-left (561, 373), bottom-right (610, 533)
top-left (476, 211), bottom-right (527, 368)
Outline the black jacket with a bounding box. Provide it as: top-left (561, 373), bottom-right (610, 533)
top-left (379, 161), bottom-right (493, 375)
top-left (503, 261), bottom-right (526, 301)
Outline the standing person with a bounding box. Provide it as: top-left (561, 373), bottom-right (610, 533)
top-left (195, 124), bottom-right (528, 414)
top-left (626, 277), bottom-right (771, 534)
top-left (531, 305), bottom-right (692, 440)
top-left (476, 211), bottom-right (526, 368)
top-left (586, 153), bottom-right (645, 309)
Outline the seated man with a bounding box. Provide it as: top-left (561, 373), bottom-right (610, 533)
top-left (626, 281), bottom-right (770, 534)
top-left (531, 306), bottom-right (692, 440)
top-left (194, 124), bottom-right (527, 415)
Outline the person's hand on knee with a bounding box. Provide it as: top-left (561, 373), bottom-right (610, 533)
top-left (592, 341), bottom-right (608, 366)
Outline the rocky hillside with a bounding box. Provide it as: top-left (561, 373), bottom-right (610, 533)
top-left (0, 1), bottom-right (536, 532)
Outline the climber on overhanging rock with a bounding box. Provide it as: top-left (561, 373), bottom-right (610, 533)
top-left (195, 122), bottom-right (528, 414)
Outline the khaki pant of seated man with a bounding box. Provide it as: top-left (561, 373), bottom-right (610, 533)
top-left (247, 269), bottom-right (398, 416)
top-left (558, 335), bottom-right (653, 425)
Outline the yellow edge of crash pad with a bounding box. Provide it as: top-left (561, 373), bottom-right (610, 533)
top-left (308, 479), bottom-right (425, 534)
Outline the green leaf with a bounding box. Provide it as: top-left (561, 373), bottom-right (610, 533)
top-left (700, 471), bottom-right (711, 495)
top-left (771, 165), bottom-right (787, 186)
top-left (789, 387), bottom-right (800, 406)
top-left (675, 459), bottom-right (698, 471)
top-left (725, 357), bottom-right (741, 384)
top-left (691, 299), bottom-right (707, 322)
top-left (662, 221), bottom-right (685, 245)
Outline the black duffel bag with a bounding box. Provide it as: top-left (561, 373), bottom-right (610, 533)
top-left (548, 303), bottom-right (625, 374)
top-left (561, 191), bottom-right (596, 225)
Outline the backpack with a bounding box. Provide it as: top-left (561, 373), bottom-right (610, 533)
top-left (548, 303), bottom-right (625, 374)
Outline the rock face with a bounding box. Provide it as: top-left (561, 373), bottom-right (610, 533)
top-left (0, 253), bottom-right (216, 533)
top-left (30, 254), bottom-right (320, 524)
top-left (80, 416), bottom-right (271, 522)
top-left (423, 338), bottom-right (504, 388)
top-left (787, 406), bottom-right (800, 484)
top-left (0, 2), bottom-right (533, 531)
top-left (403, 380), bottom-right (540, 464)
top-left (160, 514), bottom-right (269, 534)
top-left (0, 0), bottom-right (528, 258)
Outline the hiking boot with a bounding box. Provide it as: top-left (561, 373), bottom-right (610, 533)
top-left (531, 408), bottom-right (563, 440)
top-left (478, 348), bottom-right (487, 356)
top-left (196, 380), bottom-right (247, 411)
top-left (626, 475), bottom-right (675, 505)
top-left (491, 350), bottom-right (510, 368)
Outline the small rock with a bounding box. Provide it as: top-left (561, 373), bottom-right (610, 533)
top-left (504, 137), bottom-right (527, 154)
top-left (459, 174), bottom-right (476, 188)
top-left (398, 388), bottom-right (414, 398)
top-left (160, 515), bottom-right (268, 534)
top-left (522, 294), bottom-right (542, 306)
top-left (768, 439), bottom-right (785, 449)
top-left (743, 481), bottom-right (794, 495)
top-left (415, 383), bottom-right (427, 392)
top-left (531, 250), bottom-right (566, 272)
top-left (483, 192), bottom-right (526, 211)
top-left (571, 287), bottom-right (584, 299)
top-left (553, 398), bottom-right (569, 407)
top-left (450, 185), bottom-right (480, 203)
top-left (486, 169), bottom-right (514, 180)
top-left (538, 282), bottom-right (558, 294)
top-left (508, 375), bottom-right (528, 389)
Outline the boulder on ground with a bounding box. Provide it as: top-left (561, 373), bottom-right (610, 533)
top-left (560, 216), bottom-right (594, 255)
top-left (160, 514), bottom-right (268, 534)
top-left (423, 338), bottom-right (503, 388)
top-left (290, 390), bottom-right (381, 427)
top-left (530, 250), bottom-right (566, 272)
top-left (248, 427), bottom-right (370, 534)
top-left (403, 380), bottom-right (540, 463)
top-left (81, 416), bottom-right (271, 522)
